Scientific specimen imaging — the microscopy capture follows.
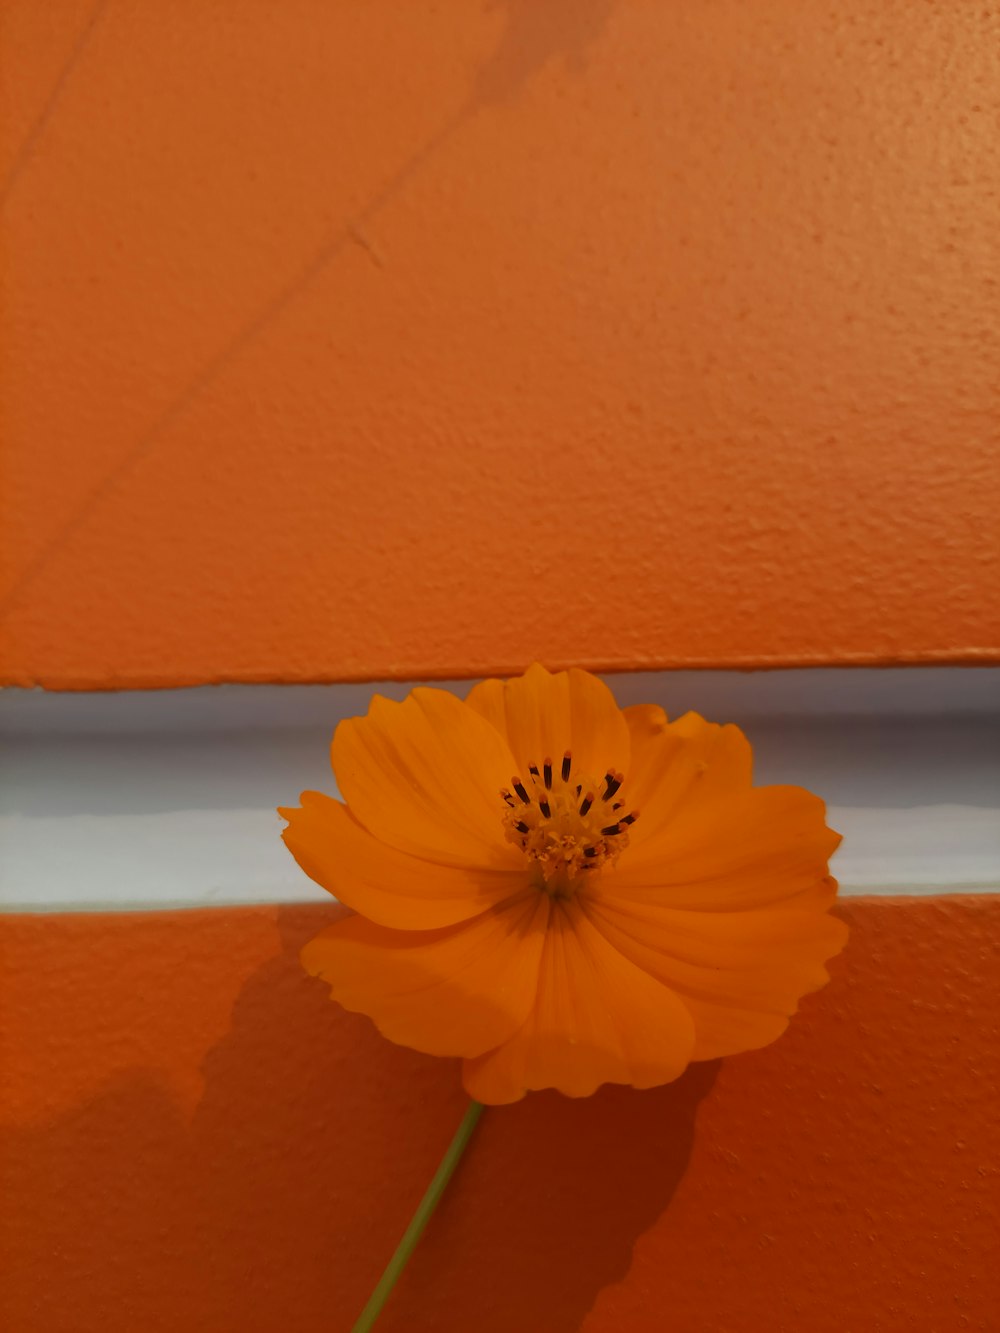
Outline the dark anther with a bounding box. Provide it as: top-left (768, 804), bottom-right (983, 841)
top-left (561, 751), bottom-right (572, 782)
top-left (621, 811), bottom-right (638, 825)
top-left (583, 846), bottom-right (597, 858)
top-left (543, 758), bottom-right (553, 789)
top-left (579, 791), bottom-right (594, 816)
top-left (515, 820), bottom-right (530, 833)
top-left (612, 800), bottom-right (624, 811)
top-left (500, 789), bottom-right (515, 806)
top-left (601, 822), bottom-right (621, 836)
top-left (603, 772), bottom-right (622, 800)
top-left (528, 763), bottom-right (540, 778)
top-left (512, 778), bottom-right (530, 803)
top-left (539, 799), bottom-right (551, 818)
top-left (575, 784), bottom-right (582, 796)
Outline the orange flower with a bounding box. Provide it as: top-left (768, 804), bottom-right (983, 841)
top-left (280, 664), bottom-right (847, 1104)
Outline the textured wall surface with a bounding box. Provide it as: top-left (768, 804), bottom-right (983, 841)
top-left (2, 1), bottom-right (999, 687)
top-left (2, 896), bottom-right (997, 1332)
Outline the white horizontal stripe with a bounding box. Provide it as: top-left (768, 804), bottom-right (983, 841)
top-left (0, 804), bottom-right (997, 912)
top-left (2, 667), bottom-right (999, 735)
top-left (1, 670), bottom-right (997, 910)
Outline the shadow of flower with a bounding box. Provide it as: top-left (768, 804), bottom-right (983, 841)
top-left (1, 903), bottom-right (717, 1333)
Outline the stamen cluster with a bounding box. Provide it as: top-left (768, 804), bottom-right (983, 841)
top-left (500, 750), bottom-right (639, 895)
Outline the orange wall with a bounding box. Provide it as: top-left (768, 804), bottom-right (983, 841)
top-left (2, 1), bottom-right (999, 688)
top-left (2, 896), bottom-right (997, 1332)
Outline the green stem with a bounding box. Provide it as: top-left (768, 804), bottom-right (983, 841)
top-left (351, 1099), bottom-right (485, 1333)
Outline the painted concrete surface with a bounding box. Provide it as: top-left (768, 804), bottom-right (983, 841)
top-left (2, 896), bottom-right (997, 1332)
top-left (2, 671), bottom-right (998, 907)
top-left (2, 3), bottom-right (999, 687)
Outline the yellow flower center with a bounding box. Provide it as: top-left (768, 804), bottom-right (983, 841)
top-left (500, 751), bottom-right (639, 897)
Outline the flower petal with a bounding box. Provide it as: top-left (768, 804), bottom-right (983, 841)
top-left (465, 663), bottom-right (630, 784)
top-left (332, 687), bottom-right (520, 866)
top-left (619, 702), bottom-right (669, 800)
top-left (583, 892), bottom-right (849, 1060)
top-left (462, 899), bottom-right (695, 1103)
top-left (280, 792), bottom-right (529, 929)
top-left (622, 709), bottom-right (754, 852)
top-left (611, 782), bottom-right (841, 909)
top-left (301, 892), bottom-right (550, 1058)
top-left (616, 725), bottom-right (842, 901)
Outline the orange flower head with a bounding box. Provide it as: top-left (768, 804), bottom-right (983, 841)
top-left (280, 664), bottom-right (847, 1104)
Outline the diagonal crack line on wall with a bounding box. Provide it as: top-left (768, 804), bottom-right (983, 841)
top-left (0, 0), bottom-right (110, 210)
top-left (347, 224), bottom-right (386, 270)
top-left (0, 110), bottom-right (466, 621)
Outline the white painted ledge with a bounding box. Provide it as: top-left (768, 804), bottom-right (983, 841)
top-left (1, 669), bottom-right (998, 910)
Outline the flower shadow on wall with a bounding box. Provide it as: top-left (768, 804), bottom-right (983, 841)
top-left (196, 903), bottom-right (721, 1333)
top-left (0, 906), bottom-right (715, 1333)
